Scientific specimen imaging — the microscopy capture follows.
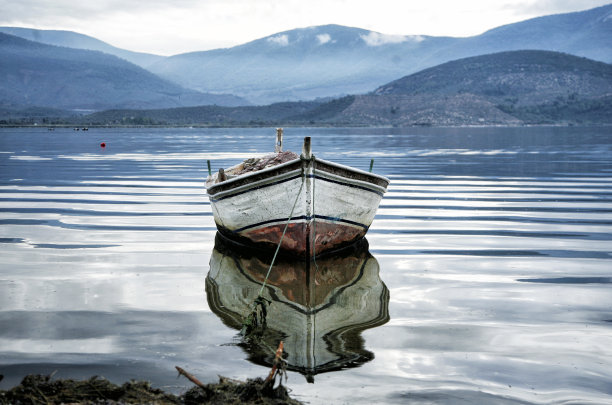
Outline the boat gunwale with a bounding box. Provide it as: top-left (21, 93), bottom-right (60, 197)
top-left (312, 168), bottom-right (388, 195)
top-left (206, 156), bottom-right (389, 196)
top-left (209, 167), bottom-right (303, 201)
top-left (314, 156), bottom-right (389, 187)
top-left (209, 166), bottom-right (387, 202)
top-left (206, 158), bottom-right (303, 195)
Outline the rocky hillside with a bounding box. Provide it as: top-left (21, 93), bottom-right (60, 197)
top-left (333, 50), bottom-right (612, 126)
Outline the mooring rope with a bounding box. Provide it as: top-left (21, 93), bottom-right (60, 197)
top-left (309, 157), bottom-right (318, 369)
top-left (256, 168), bottom-right (306, 298)
top-left (242, 168), bottom-right (307, 336)
top-left (311, 157), bottom-right (319, 270)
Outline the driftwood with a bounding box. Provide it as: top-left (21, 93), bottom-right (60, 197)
top-left (265, 340), bottom-right (287, 386)
top-left (176, 345), bottom-right (300, 404)
top-left (175, 366), bottom-right (206, 388)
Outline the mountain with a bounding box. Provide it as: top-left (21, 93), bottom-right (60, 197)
top-left (0, 33), bottom-right (248, 111)
top-left (336, 50), bottom-right (612, 126)
top-left (375, 50), bottom-right (612, 101)
top-left (147, 24), bottom-right (447, 104)
top-left (73, 51), bottom-right (612, 127)
top-left (3, 4), bottom-right (610, 107)
top-left (460, 4), bottom-right (612, 63)
top-left (2, 4), bottom-right (611, 116)
top-left (147, 4), bottom-right (612, 104)
top-left (0, 26), bottom-right (163, 68)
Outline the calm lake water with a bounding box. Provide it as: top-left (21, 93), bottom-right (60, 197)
top-left (1, 126), bottom-right (611, 404)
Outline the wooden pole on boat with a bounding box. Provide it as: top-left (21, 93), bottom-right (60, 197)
top-left (301, 136), bottom-right (314, 259)
top-left (207, 160), bottom-right (212, 176)
top-left (301, 136), bottom-right (312, 160)
top-left (217, 168), bottom-right (227, 183)
top-left (369, 158), bottom-right (374, 173)
top-left (275, 128), bottom-right (283, 153)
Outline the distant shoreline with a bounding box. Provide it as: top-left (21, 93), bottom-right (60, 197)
top-left (2, 123), bottom-right (611, 129)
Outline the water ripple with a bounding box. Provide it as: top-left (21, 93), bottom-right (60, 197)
top-left (517, 277), bottom-right (612, 284)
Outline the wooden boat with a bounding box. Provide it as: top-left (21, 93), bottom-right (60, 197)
top-left (206, 234), bottom-right (389, 381)
top-left (205, 130), bottom-right (389, 258)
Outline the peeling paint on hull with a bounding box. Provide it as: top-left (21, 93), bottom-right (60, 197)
top-left (207, 156), bottom-right (389, 258)
top-left (224, 220), bottom-right (366, 257)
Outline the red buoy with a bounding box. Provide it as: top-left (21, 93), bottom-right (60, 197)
top-left (100, 142), bottom-right (106, 148)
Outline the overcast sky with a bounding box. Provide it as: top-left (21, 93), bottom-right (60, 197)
top-left (1, 0), bottom-right (610, 55)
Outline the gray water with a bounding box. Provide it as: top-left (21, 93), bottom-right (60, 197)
top-left (1, 126), bottom-right (611, 404)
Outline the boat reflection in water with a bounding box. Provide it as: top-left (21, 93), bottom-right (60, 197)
top-left (206, 233), bottom-right (389, 382)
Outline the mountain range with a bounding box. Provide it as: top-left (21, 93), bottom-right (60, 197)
top-left (145, 4), bottom-right (612, 103)
top-left (80, 50), bottom-right (612, 127)
top-left (1, 3), bottom-right (611, 125)
top-left (0, 33), bottom-right (247, 111)
top-left (0, 26), bottom-right (163, 67)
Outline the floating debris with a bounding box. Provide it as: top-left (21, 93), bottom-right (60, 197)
top-left (0, 374), bottom-right (178, 404)
top-left (1, 365), bottom-right (303, 404)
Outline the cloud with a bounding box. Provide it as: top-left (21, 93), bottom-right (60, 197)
top-left (506, 0), bottom-right (610, 15)
top-left (1, 0), bottom-right (609, 54)
top-left (267, 34), bottom-right (289, 46)
top-left (360, 32), bottom-right (409, 46)
top-left (316, 33), bottom-right (332, 45)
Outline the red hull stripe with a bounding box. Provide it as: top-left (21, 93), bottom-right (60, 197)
top-left (232, 214), bottom-right (369, 234)
top-left (242, 221), bottom-right (366, 255)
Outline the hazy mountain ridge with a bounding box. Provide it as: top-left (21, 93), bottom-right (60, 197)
top-left (147, 24), bottom-right (452, 104)
top-left (63, 51), bottom-right (612, 127)
top-left (146, 4), bottom-right (612, 104)
top-left (0, 33), bottom-right (248, 110)
top-left (469, 4), bottom-right (612, 60)
top-left (0, 26), bottom-right (163, 68)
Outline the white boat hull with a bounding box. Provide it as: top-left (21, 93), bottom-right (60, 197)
top-left (206, 156), bottom-right (388, 257)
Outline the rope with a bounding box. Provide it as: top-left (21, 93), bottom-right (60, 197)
top-left (310, 157), bottom-right (318, 369)
top-left (257, 168), bottom-right (306, 298)
top-left (242, 169), bottom-right (306, 336)
top-left (311, 157), bottom-right (319, 270)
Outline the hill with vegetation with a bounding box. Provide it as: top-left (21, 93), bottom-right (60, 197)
top-left (80, 100), bottom-right (327, 126)
top-left (341, 50), bottom-right (612, 126)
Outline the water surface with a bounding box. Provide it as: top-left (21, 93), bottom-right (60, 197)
top-left (1, 126), bottom-right (611, 404)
